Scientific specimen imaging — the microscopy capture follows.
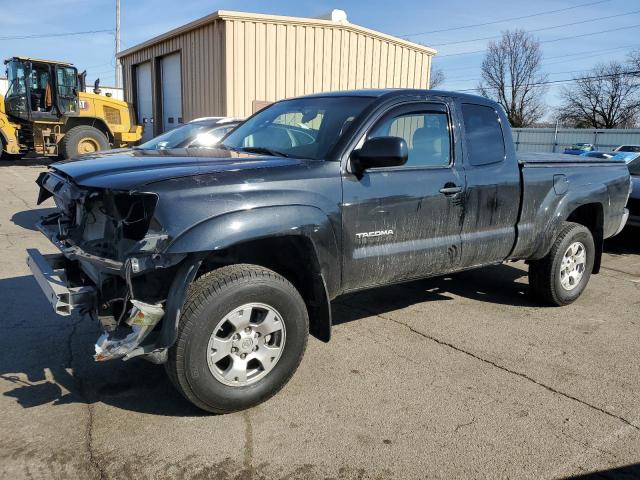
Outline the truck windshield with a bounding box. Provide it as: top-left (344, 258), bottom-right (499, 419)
top-left (221, 96), bottom-right (373, 160)
top-left (628, 157), bottom-right (640, 175)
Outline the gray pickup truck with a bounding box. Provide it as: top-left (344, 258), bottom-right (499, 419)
top-left (27, 89), bottom-right (631, 413)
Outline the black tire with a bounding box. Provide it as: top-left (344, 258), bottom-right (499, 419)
top-left (166, 264), bottom-right (309, 413)
top-left (59, 125), bottom-right (109, 159)
top-left (528, 221), bottom-right (595, 306)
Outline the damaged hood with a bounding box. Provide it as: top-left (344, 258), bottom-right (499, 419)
top-left (51, 148), bottom-right (304, 190)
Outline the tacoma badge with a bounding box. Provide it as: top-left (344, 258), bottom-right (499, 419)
top-left (356, 229), bottom-right (394, 239)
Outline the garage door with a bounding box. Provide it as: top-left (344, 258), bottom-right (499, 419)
top-left (160, 53), bottom-right (182, 133)
top-left (135, 62), bottom-right (153, 142)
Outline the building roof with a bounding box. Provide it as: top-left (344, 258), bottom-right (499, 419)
top-left (117, 10), bottom-right (437, 59)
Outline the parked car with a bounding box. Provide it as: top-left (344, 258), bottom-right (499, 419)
top-left (614, 144), bottom-right (640, 153)
top-left (612, 151), bottom-right (640, 164)
top-left (618, 152), bottom-right (640, 228)
top-left (28, 89), bottom-right (631, 413)
top-left (580, 151), bottom-right (614, 159)
top-left (564, 143), bottom-right (595, 155)
top-left (137, 117), bottom-right (242, 150)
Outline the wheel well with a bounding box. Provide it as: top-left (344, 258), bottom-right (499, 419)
top-left (566, 203), bottom-right (603, 273)
top-left (197, 236), bottom-right (332, 341)
top-left (63, 117), bottom-right (113, 143)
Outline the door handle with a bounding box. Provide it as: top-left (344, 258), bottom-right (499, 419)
top-left (439, 185), bottom-right (462, 195)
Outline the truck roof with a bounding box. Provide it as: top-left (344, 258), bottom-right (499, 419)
top-left (298, 88), bottom-right (500, 106)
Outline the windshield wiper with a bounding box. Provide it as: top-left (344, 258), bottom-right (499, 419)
top-left (237, 146), bottom-right (291, 158)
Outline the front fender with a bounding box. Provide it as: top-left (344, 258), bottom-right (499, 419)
top-left (165, 205), bottom-right (341, 297)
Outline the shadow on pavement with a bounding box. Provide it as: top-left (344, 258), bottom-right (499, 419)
top-left (0, 274), bottom-right (206, 417)
top-left (11, 207), bottom-right (57, 231)
top-left (0, 154), bottom-right (55, 168)
top-left (604, 227), bottom-right (638, 255)
top-left (334, 263), bottom-right (531, 326)
top-left (565, 462), bottom-right (640, 479)
top-left (1, 263), bottom-right (531, 416)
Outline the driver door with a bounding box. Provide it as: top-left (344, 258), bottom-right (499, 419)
top-left (341, 101), bottom-right (466, 291)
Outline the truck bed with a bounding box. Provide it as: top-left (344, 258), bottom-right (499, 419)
top-left (511, 153), bottom-right (630, 262)
top-left (518, 152), bottom-right (625, 165)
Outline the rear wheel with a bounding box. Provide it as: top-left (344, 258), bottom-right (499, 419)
top-left (166, 264), bottom-right (309, 413)
top-left (528, 222), bottom-right (595, 306)
top-left (59, 125), bottom-right (109, 159)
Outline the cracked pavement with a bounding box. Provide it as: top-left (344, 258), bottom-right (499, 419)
top-left (1, 159), bottom-right (639, 479)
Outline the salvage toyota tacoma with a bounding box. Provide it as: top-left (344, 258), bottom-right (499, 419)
top-left (27, 89), bottom-right (631, 413)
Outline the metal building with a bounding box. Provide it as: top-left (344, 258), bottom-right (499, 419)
top-left (117, 10), bottom-right (437, 141)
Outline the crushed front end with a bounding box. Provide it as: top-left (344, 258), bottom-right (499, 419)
top-left (28, 170), bottom-right (189, 363)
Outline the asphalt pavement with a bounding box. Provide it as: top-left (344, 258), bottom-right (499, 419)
top-left (1, 158), bottom-right (639, 479)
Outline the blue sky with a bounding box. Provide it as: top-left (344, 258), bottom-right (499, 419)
top-left (1, 0), bottom-right (637, 117)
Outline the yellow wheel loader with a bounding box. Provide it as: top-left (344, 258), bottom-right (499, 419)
top-left (0, 57), bottom-right (142, 159)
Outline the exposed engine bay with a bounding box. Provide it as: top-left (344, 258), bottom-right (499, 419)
top-left (32, 170), bottom-right (190, 363)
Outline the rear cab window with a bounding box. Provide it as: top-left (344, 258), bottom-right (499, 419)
top-left (461, 103), bottom-right (506, 166)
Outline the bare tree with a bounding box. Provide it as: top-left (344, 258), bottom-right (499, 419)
top-left (628, 49), bottom-right (640, 72)
top-left (557, 61), bottom-right (640, 128)
top-left (478, 30), bottom-right (547, 127)
top-left (429, 67), bottom-right (445, 89)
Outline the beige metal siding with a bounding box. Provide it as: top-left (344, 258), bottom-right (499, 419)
top-left (118, 10), bottom-right (436, 122)
top-left (120, 19), bottom-right (226, 129)
top-left (223, 18), bottom-right (434, 117)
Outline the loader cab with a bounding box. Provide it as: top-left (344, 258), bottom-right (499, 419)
top-left (4, 57), bottom-right (80, 122)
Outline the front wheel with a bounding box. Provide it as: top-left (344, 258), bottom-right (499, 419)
top-left (528, 222), bottom-right (595, 306)
top-left (166, 264), bottom-right (309, 413)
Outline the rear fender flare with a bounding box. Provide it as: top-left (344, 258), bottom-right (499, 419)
top-left (530, 186), bottom-right (606, 261)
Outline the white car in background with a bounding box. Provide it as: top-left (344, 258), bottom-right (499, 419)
top-left (137, 117), bottom-right (243, 150)
top-left (613, 144), bottom-right (640, 153)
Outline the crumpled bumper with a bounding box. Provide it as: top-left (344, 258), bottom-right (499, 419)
top-left (26, 248), bottom-right (96, 316)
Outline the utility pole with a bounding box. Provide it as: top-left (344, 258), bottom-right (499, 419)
top-left (115, 0), bottom-right (122, 88)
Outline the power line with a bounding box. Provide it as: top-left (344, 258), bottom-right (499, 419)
top-left (446, 68), bottom-right (588, 85)
top-left (400, 0), bottom-right (610, 38)
top-left (453, 70), bottom-right (640, 93)
top-left (431, 9), bottom-right (640, 47)
top-left (541, 44), bottom-right (640, 63)
top-left (435, 44), bottom-right (640, 72)
top-left (446, 54), bottom-right (640, 83)
top-left (0, 29), bottom-right (114, 41)
top-left (438, 24), bottom-right (640, 58)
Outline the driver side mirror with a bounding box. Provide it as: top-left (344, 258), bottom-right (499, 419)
top-left (351, 136), bottom-right (408, 175)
